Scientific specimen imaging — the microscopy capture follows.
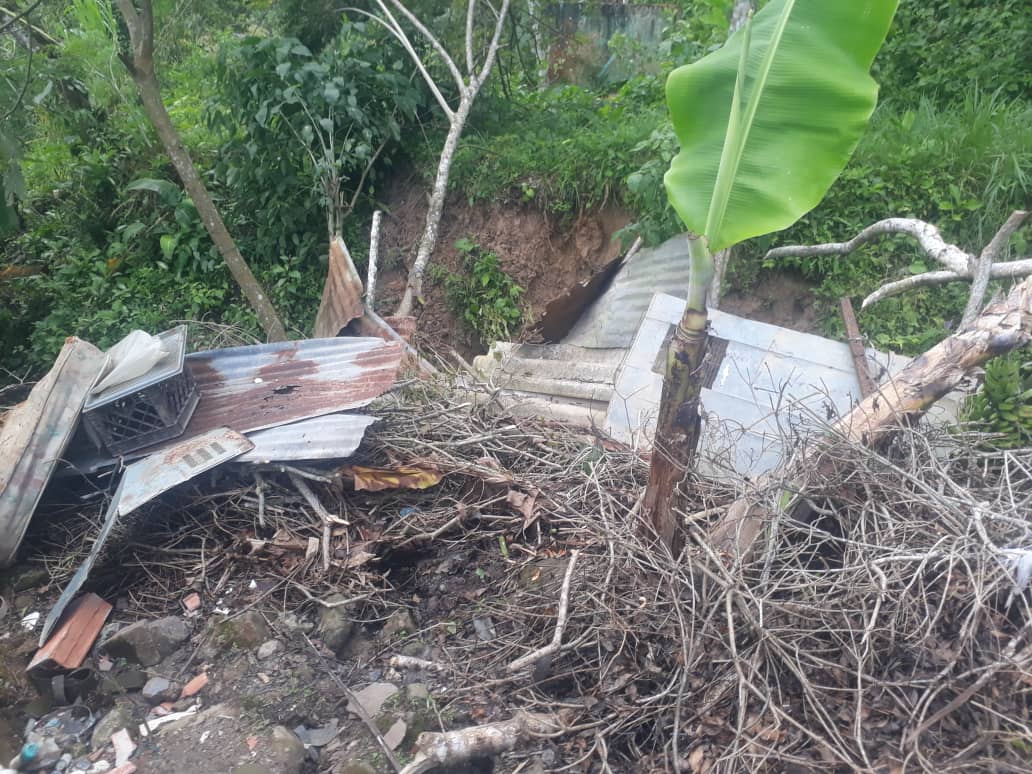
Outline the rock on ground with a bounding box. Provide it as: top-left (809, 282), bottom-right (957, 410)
top-left (318, 596), bottom-right (355, 658)
top-left (102, 617), bottom-right (191, 667)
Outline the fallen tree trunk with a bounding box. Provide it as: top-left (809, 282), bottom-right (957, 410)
top-left (711, 270), bottom-right (1032, 557)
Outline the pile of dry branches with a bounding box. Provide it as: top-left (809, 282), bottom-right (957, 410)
top-left (33, 382), bottom-right (1032, 771)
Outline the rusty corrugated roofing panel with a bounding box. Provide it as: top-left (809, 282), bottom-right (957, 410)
top-left (313, 237), bottom-right (365, 338)
top-left (134, 336), bottom-right (402, 454)
top-left (0, 338), bottom-right (105, 567)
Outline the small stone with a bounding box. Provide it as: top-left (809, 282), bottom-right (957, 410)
top-left (102, 617), bottom-right (191, 667)
top-left (346, 683), bottom-right (398, 718)
top-left (91, 704), bottom-right (134, 751)
top-left (406, 683), bottom-right (429, 701)
top-left (141, 677), bottom-right (178, 704)
top-left (55, 753), bottom-right (72, 771)
top-left (381, 609), bottom-right (417, 639)
top-left (248, 726), bottom-right (305, 774)
top-left (473, 617), bottom-right (495, 642)
top-left (217, 611), bottom-right (271, 649)
top-left (318, 596), bottom-right (355, 658)
top-left (339, 765), bottom-right (375, 774)
top-left (256, 639), bottom-right (281, 660)
top-left (383, 719), bottom-right (406, 750)
top-left (277, 612), bottom-right (313, 634)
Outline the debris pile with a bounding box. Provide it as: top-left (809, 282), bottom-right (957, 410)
top-left (0, 306), bottom-right (1029, 771)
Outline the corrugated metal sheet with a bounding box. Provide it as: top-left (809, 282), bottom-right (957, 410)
top-left (137, 336), bottom-right (401, 454)
top-left (239, 414), bottom-right (377, 463)
top-left (313, 237), bottom-right (365, 338)
top-left (0, 338), bottom-right (106, 567)
top-left (565, 233), bottom-right (691, 349)
top-left (118, 427), bottom-right (253, 514)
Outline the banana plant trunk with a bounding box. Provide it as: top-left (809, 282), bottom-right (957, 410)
top-left (643, 235), bottom-right (713, 552)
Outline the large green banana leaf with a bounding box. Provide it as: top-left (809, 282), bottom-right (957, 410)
top-left (664, 0), bottom-right (898, 252)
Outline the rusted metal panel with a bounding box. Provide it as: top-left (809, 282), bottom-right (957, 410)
top-left (0, 338), bottom-right (106, 567)
top-left (239, 414), bottom-right (377, 463)
top-left (118, 427), bottom-right (253, 515)
top-left (313, 237), bottom-right (365, 338)
top-left (136, 336), bottom-right (402, 455)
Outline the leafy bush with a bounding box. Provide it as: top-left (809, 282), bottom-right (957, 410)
top-left (210, 25), bottom-right (422, 263)
top-left (963, 352), bottom-right (1032, 448)
top-left (874, 0), bottom-right (1030, 108)
top-left (440, 238), bottom-right (524, 346)
top-left (443, 83), bottom-right (664, 218)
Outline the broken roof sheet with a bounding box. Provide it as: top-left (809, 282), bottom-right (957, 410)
top-left (0, 338), bottom-right (105, 567)
top-left (606, 293), bottom-right (959, 478)
top-left (239, 414), bottom-right (378, 463)
top-left (140, 336), bottom-right (402, 454)
top-left (565, 233), bottom-right (691, 350)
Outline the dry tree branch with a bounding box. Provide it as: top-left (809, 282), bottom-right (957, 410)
top-left (400, 711), bottom-right (563, 774)
top-left (507, 549), bottom-right (581, 672)
top-left (765, 211), bottom-right (1031, 317)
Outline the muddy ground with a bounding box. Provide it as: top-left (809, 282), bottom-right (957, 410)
top-left (375, 173), bottom-right (823, 358)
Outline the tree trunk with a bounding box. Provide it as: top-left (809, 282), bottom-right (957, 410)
top-left (642, 235), bottom-right (714, 552)
top-left (395, 95), bottom-right (473, 317)
top-left (112, 0), bottom-right (286, 342)
top-left (133, 71), bottom-right (287, 341)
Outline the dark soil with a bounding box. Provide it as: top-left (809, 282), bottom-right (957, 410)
top-left (376, 172), bottom-right (631, 357)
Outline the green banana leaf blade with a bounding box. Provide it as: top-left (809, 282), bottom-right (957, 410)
top-left (664, 0), bottom-right (898, 252)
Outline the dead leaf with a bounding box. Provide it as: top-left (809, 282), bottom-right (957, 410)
top-left (341, 464), bottom-right (443, 492)
top-left (688, 747), bottom-right (705, 773)
top-left (506, 489), bottom-right (539, 527)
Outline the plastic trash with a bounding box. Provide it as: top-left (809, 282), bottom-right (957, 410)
top-left (92, 330), bottom-right (169, 395)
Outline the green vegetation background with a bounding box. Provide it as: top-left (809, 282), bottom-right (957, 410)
top-left (0, 0), bottom-right (1028, 438)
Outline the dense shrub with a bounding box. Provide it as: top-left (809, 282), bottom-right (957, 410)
top-left (874, 0), bottom-right (1030, 108)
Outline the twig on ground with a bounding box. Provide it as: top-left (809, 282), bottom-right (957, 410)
top-left (507, 549), bottom-right (581, 673)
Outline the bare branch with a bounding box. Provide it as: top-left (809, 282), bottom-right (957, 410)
top-left (400, 712), bottom-right (563, 774)
top-left (366, 210), bottom-right (383, 311)
top-left (507, 549), bottom-right (580, 672)
top-left (0, 0), bottom-right (43, 35)
top-left (465, 0), bottom-right (476, 76)
top-left (350, 5), bottom-right (455, 120)
top-left (474, 0), bottom-right (512, 87)
top-left (962, 210), bottom-right (1030, 325)
top-left (381, 0), bottom-right (465, 94)
top-left (861, 259), bottom-right (1032, 308)
top-left (766, 217), bottom-right (972, 274)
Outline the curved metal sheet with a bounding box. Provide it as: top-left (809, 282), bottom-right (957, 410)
top-left (0, 338), bottom-right (105, 567)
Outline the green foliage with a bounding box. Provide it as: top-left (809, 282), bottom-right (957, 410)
top-left (963, 352), bottom-right (1032, 448)
top-left (210, 25), bottom-right (421, 260)
top-left (444, 83), bottom-right (664, 218)
top-left (440, 238), bottom-right (524, 345)
top-left (757, 91), bottom-right (1031, 352)
top-left (874, 0), bottom-right (1030, 108)
top-left (664, 0), bottom-right (899, 252)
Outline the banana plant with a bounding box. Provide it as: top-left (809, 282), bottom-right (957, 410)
top-left (644, 0), bottom-right (899, 549)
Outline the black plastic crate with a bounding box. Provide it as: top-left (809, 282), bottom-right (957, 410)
top-left (82, 326), bottom-right (200, 456)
